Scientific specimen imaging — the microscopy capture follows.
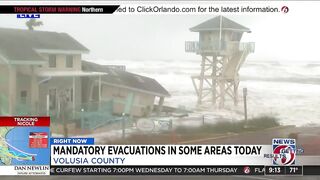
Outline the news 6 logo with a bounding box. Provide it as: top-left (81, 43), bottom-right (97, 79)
top-left (272, 138), bottom-right (296, 166)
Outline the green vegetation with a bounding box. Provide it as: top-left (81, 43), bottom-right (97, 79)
top-left (176, 115), bottom-right (280, 134)
top-left (105, 116), bottom-right (281, 144)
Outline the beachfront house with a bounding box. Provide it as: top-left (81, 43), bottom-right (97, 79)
top-left (0, 27), bottom-right (108, 118)
top-left (81, 61), bottom-right (170, 117)
top-left (0, 27), bottom-right (169, 120)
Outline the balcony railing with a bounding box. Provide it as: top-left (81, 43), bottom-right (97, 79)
top-left (239, 42), bottom-right (255, 53)
top-left (185, 41), bottom-right (200, 53)
top-left (185, 41), bottom-right (255, 54)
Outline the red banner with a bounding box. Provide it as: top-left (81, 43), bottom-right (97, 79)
top-left (0, 116), bottom-right (50, 126)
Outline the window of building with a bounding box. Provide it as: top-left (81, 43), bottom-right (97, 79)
top-left (231, 32), bottom-right (242, 41)
top-left (66, 55), bottom-right (73, 68)
top-left (92, 85), bottom-right (100, 102)
top-left (48, 55), bottom-right (56, 68)
top-left (66, 88), bottom-right (73, 102)
top-left (49, 88), bottom-right (57, 110)
top-left (112, 88), bottom-right (126, 98)
top-left (20, 90), bottom-right (27, 104)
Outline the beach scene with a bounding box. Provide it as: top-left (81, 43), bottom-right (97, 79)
top-left (89, 58), bottom-right (320, 127)
top-left (0, 10), bottom-right (319, 148)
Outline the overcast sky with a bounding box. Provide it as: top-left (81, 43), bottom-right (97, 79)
top-left (1, 1), bottom-right (320, 62)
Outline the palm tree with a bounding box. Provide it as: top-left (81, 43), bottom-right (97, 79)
top-left (26, 19), bottom-right (43, 30)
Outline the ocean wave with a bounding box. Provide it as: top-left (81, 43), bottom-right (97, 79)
top-left (241, 76), bottom-right (320, 85)
top-left (306, 63), bottom-right (320, 67)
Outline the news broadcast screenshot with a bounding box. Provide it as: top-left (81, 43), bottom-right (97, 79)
top-left (0, 0), bottom-right (319, 179)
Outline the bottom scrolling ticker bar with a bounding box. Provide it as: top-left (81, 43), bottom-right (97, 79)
top-left (50, 165), bottom-right (320, 176)
top-left (303, 166), bottom-right (320, 175)
top-left (50, 166), bottom-right (265, 175)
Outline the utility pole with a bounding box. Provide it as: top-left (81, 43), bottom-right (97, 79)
top-left (243, 88), bottom-right (248, 126)
top-left (121, 113), bottom-right (126, 139)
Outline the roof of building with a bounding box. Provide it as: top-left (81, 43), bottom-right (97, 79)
top-left (0, 27), bottom-right (89, 63)
top-left (82, 61), bottom-right (170, 97)
top-left (190, 16), bottom-right (251, 32)
top-left (37, 70), bottom-right (107, 77)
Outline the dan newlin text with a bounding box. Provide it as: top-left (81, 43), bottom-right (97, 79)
top-left (51, 145), bottom-right (273, 166)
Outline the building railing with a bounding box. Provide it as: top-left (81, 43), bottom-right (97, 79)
top-left (185, 41), bottom-right (200, 53)
top-left (239, 42), bottom-right (255, 53)
top-left (185, 41), bottom-right (255, 54)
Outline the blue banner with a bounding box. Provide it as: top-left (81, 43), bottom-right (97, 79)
top-left (50, 138), bottom-right (94, 145)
